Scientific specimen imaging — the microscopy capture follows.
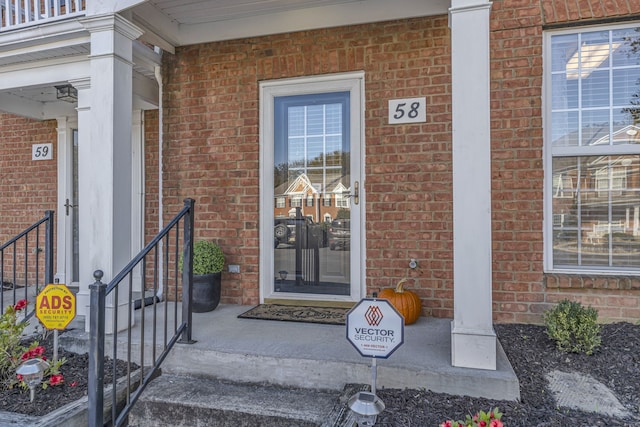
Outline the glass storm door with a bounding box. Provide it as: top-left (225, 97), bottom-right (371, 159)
top-left (262, 74), bottom-right (364, 303)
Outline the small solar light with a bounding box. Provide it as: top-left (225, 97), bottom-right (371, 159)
top-left (16, 358), bottom-right (49, 402)
top-left (348, 391), bottom-right (385, 426)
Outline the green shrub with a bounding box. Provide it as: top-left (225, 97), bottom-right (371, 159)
top-left (179, 240), bottom-right (225, 275)
top-left (542, 299), bottom-right (601, 355)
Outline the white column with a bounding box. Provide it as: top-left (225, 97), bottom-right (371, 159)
top-left (78, 14), bottom-right (143, 333)
top-left (449, 0), bottom-right (496, 370)
top-left (71, 77), bottom-right (91, 317)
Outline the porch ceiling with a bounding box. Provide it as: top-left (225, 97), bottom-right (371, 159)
top-left (130, 0), bottom-right (450, 51)
top-left (0, 0), bottom-right (449, 119)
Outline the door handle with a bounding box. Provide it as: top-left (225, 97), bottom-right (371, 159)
top-left (353, 181), bottom-right (359, 205)
top-left (343, 182), bottom-right (359, 205)
top-left (64, 198), bottom-right (77, 216)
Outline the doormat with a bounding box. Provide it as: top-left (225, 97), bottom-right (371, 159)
top-left (238, 304), bottom-right (349, 325)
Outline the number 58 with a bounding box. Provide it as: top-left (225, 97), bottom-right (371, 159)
top-left (388, 98), bottom-right (426, 124)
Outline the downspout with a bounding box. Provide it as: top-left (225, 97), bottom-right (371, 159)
top-left (154, 61), bottom-right (164, 300)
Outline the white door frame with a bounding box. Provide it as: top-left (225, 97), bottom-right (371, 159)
top-left (259, 72), bottom-right (366, 303)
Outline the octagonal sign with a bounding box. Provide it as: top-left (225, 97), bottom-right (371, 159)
top-left (346, 298), bottom-right (404, 358)
top-left (36, 284), bottom-right (76, 330)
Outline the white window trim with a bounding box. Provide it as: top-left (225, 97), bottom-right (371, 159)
top-left (543, 23), bottom-right (640, 276)
top-left (259, 71), bottom-right (366, 302)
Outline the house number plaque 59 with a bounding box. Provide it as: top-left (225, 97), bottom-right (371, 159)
top-left (32, 143), bottom-right (53, 161)
top-left (388, 97), bottom-right (426, 124)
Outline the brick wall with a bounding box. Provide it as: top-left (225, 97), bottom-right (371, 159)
top-left (0, 113), bottom-right (57, 240)
top-left (0, 113), bottom-right (57, 289)
top-left (161, 5), bottom-right (640, 323)
top-left (489, 0), bottom-right (640, 323)
top-left (161, 17), bottom-right (456, 310)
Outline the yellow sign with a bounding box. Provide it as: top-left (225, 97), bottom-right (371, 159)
top-left (36, 284), bottom-right (76, 330)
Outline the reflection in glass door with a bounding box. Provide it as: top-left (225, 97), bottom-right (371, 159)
top-left (273, 92), bottom-right (352, 296)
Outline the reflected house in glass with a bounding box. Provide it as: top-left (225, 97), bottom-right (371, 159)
top-left (274, 172), bottom-right (351, 224)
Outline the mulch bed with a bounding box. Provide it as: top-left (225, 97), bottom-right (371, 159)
top-left (0, 331), bottom-right (135, 417)
top-left (375, 322), bottom-right (640, 426)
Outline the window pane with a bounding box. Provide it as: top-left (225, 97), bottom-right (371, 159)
top-left (582, 70), bottom-right (609, 108)
top-left (581, 109), bottom-right (610, 145)
top-left (581, 31), bottom-right (612, 71)
top-left (551, 74), bottom-right (578, 110)
top-left (552, 110), bottom-right (579, 146)
top-left (612, 28), bottom-right (640, 67)
top-left (613, 68), bottom-right (640, 106)
top-left (551, 33), bottom-right (579, 73)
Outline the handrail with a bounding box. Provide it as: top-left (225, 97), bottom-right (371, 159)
top-left (88, 198), bottom-right (195, 427)
top-left (0, 210), bottom-right (54, 321)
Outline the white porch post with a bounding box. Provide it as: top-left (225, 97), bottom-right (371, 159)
top-left (449, 0), bottom-right (496, 370)
top-left (77, 14), bottom-right (143, 333)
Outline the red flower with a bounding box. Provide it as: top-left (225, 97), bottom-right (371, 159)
top-left (16, 374), bottom-right (23, 382)
top-left (479, 421), bottom-right (487, 427)
top-left (490, 420), bottom-right (503, 427)
top-left (21, 346), bottom-right (47, 361)
top-left (13, 299), bottom-right (27, 311)
top-left (48, 374), bottom-right (64, 386)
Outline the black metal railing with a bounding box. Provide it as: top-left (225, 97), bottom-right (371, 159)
top-left (0, 211), bottom-right (54, 321)
top-left (88, 198), bottom-right (196, 427)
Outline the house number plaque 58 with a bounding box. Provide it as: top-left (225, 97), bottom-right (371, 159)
top-left (388, 97), bottom-right (426, 124)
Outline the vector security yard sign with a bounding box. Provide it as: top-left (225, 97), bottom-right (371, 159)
top-left (346, 298), bottom-right (404, 358)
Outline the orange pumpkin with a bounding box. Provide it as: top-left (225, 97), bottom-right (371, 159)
top-left (378, 278), bottom-right (422, 325)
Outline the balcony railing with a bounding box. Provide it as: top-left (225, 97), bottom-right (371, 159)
top-left (0, 0), bottom-right (85, 32)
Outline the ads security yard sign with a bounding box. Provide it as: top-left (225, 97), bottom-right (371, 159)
top-left (346, 298), bottom-right (404, 358)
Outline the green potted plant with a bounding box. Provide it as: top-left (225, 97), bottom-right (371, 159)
top-left (182, 240), bottom-right (225, 312)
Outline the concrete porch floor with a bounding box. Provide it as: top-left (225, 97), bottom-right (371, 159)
top-left (61, 303), bottom-right (520, 401)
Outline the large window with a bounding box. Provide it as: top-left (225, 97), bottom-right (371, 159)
top-left (546, 25), bottom-right (640, 274)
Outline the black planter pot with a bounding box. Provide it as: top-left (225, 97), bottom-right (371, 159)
top-left (192, 272), bottom-right (221, 313)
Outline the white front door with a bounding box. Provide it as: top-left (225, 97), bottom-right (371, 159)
top-left (260, 73), bottom-right (365, 303)
top-left (55, 119), bottom-right (79, 286)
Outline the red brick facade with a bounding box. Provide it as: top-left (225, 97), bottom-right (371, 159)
top-left (0, 113), bottom-right (57, 242)
top-left (2, 1), bottom-right (640, 323)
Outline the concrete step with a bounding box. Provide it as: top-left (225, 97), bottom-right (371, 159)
top-left (127, 374), bottom-right (362, 427)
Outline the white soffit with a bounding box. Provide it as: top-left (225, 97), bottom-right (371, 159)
top-left (135, 0), bottom-right (449, 46)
